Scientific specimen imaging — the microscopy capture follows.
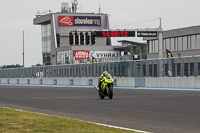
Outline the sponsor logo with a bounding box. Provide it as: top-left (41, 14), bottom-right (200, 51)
top-left (59, 16), bottom-right (73, 26)
top-left (74, 51), bottom-right (90, 60)
top-left (27, 79), bottom-right (30, 84)
top-left (96, 53), bottom-right (119, 58)
top-left (90, 51), bottom-right (120, 60)
top-left (70, 79), bottom-right (73, 85)
top-left (40, 79), bottom-right (43, 85)
top-left (74, 16), bottom-right (101, 26)
top-left (54, 79), bottom-right (57, 85)
top-left (137, 31), bottom-right (158, 37)
top-left (88, 79), bottom-right (93, 85)
top-left (58, 16), bottom-right (101, 26)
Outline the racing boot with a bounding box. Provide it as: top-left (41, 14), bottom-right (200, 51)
top-left (94, 86), bottom-right (99, 91)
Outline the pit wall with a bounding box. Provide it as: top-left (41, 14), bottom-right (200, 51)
top-left (1, 77), bottom-right (200, 89)
top-left (0, 77), bottom-right (135, 87)
top-left (145, 77), bottom-right (200, 89)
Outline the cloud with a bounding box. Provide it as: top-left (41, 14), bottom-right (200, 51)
top-left (1, 0), bottom-right (200, 66)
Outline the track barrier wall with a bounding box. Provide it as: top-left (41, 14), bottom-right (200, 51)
top-left (0, 77), bottom-right (135, 87)
top-left (2, 56), bottom-right (200, 79)
top-left (1, 77), bottom-right (200, 89)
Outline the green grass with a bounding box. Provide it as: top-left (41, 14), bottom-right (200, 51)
top-left (0, 107), bottom-right (138, 133)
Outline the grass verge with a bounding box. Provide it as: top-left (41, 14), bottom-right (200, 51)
top-left (0, 107), bottom-right (138, 133)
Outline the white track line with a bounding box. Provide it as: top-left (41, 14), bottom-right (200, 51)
top-left (87, 121), bottom-right (152, 133)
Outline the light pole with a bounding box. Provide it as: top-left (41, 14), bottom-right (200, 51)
top-left (22, 31), bottom-right (24, 67)
top-left (158, 18), bottom-right (163, 77)
top-left (158, 18), bottom-right (163, 59)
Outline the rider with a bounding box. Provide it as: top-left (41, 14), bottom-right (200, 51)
top-left (97, 71), bottom-right (112, 92)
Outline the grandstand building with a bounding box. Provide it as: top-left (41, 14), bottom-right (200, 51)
top-left (145, 25), bottom-right (200, 59)
top-left (33, 4), bottom-right (117, 65)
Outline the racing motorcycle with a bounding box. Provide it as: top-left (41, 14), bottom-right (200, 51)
top-left (94, 76), bottom-right (114, 99)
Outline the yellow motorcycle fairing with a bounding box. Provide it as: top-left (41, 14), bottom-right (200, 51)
top-left (101, 77), bottom-right (114, 90)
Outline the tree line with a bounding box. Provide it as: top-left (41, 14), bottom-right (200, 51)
top-left (0, 64), bottom-right (42, 69)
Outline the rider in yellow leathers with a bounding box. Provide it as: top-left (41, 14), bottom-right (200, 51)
top-left (96, 71), bottom-right (112, 92)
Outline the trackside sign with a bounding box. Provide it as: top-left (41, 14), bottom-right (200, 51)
top-left (91, 51), bottom-right (120, 59)
top-left (137, 31), bottom-right (158, 37)
top-left (59, 16), bottom-right (101, 26)
top-left (74, 51), bottom-right (90, 60)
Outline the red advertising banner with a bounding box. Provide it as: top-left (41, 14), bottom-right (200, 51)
top-left (74, 51), bottom-right (90, 60)
top-left (58, 16), bottom-right (74, 26)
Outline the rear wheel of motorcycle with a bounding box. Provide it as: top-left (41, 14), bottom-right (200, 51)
top-left (108, 87), bottom-right (113, 99)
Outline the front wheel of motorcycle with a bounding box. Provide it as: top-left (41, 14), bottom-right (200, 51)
top-left (108, 87), bottom-right (113, 99)
top-left (99, 92), bottom-right (105, 99)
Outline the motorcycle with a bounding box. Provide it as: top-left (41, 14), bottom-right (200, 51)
top-left (94, 76), bottom-right (114, 99)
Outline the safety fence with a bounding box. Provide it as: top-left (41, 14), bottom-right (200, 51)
top-left (1, 56), bottom-right (200, 78)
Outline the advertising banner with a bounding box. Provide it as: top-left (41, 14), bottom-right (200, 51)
top-left (137, 31), bottom-right (158, 37)
top-left (87, 79), bottom-right (93, 86)
top-left (90, 51), bottom-right (120, 59)
top-left (27, 79), bottom-right (30, 84)
top-left (70, 79), bottom-right (73, 85)
top-left (114, 79), bottom-right (117, 86)
top-left (74, 51), bottom-right (90, 60)
top-left (58, 16), bottom-right (101, 26)
top-left (40, 79), bottom-right (43, 85)
top-left (53, 79), bottom-right (57, 85)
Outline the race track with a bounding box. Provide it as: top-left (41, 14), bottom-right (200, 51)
top-left (0, 85), bottom-right (200, 133)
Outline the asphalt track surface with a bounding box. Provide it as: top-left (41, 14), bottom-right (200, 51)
top-left (0, 85), bottom-right (200, 133)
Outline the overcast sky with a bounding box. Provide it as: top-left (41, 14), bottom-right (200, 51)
top-left (0, 0), bottom-right (200, 66)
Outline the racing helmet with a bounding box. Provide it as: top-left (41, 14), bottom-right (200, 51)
top-left (103, 71), bottom-right (108, 76)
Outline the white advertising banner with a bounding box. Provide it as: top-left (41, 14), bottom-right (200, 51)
top-left (74, 51), bottom-right (120, 64)
top-left (90, 51), bottom-right (120, 61)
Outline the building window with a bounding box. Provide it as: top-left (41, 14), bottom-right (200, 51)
top-left (191, 35), bottom-right (196, 49)
top-left (178, 37), bottom-right (183, 51)
top-left (171, 38), bottom-right (175, 51)
top-left (41, 24), bottom-right (51, 65)
top-left (163, 39), bottom-right (166, 52)
top-left (197, 34), bottom-right (200, 49)
top-left (183, 36), bottom-right (187, 50)
top-left (148, 40), bottom-right (158, 53)
top-left (155, 40), bottom-right (158, 53)
top-left (174, 37), bottom-right (178, 51)
top-left (148, 33), bottom-right (200, 55)
top-left (152, 40), bottom-right (155, 53)
top-left (187, 36), bottom-right (191, 50)
top-left (57, 51), bottom-right (71, 65)
top-left (149, 41), bottom-right (152, 53)
top-left (166, 38), bottom-right (170, 50)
